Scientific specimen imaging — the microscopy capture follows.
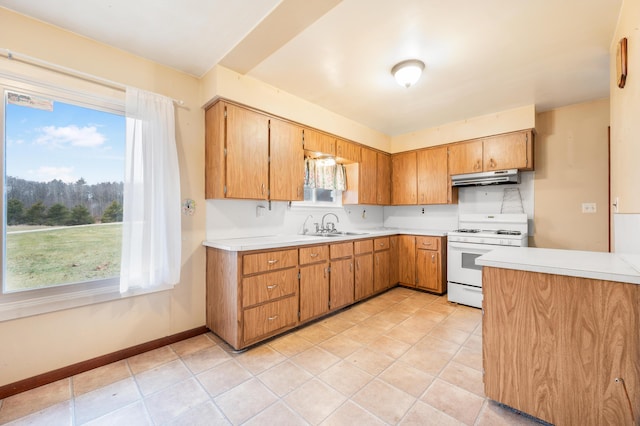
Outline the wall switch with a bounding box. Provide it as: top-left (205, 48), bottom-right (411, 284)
top-left (256, 205), bottom-right (266, 217)
top-left (581, 203), bottom-right (597, 213)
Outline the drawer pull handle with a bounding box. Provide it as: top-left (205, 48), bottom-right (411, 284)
top-left (379, 243), bottom-right (385, 246)
top-left (268, 315), bottom-right (279, 321)
top-left (310, 253), bottom-right (319, 258)
top-left (267, 259), bottom-right (279, 265)
top-left (422, 242), bottom-right (432, 246)
top-left (266, 284), bottom-right (278, 290)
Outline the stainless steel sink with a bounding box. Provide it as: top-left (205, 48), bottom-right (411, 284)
top-left (305, 231), bottom-right (369, 238)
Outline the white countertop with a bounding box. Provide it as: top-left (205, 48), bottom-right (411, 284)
top-left (476, 247), bottom-right (640, 285)
top-left (203, 228), bottom-right (449, 251)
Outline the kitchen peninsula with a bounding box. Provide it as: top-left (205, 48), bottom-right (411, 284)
top-left (477, 247), bottom-right (640, 425)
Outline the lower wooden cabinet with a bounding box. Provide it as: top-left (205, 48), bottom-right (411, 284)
top-left (374, 237), bottom-right (390, 293)
top-left (398, 235), bottom-right (416, 286)
top-left (205, 234), bottom-right (447, 350)
top-left (299, 262), bottom-right (329, 322)
top-left (206, 247), bottom-right (299, 349)
top-left (299, 245), bottom-right (330, 322)
top-left (329, 242), bottom-right (354, 310)
top-left (415, 236), bottom-right (446, 294)
top-left (398, 235), bottom-right (447, 294)
top-left (354, 240), bottom-right (374, 301)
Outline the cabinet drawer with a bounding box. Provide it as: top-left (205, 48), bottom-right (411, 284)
top-left (330, 242), bottom-right (353, 259)
top-left (299, 245), bottom-right (329, 265)
top-left (242, 268), bottom-right (298, 308)
top-left (374, 237), bottom-right (390, 251)
top-left (354, 239), bottom-right (373, 255)
top-left (243, 296), bottom-right (297, 343)
top-left (243, 249), bottom-right (297, 275)
top-left (416, 236), bottom-right (440, 251)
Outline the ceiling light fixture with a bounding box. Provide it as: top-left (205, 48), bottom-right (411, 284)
top-left (391, 59), bottom-right (425, 88)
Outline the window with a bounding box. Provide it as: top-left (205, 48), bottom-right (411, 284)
top-left (0, 76), bottom-right (126, 320)
top-left (295, 157), bottom-right (345, 207)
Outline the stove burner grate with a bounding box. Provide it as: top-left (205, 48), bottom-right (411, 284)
top-left (496, 230), bottom-right (522, 235)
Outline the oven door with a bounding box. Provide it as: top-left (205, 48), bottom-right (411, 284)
top-left (447, 241), bottom-right (494, 287)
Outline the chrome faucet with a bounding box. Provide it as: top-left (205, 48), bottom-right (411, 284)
top-left (321, 212), bottom-right (340, 233)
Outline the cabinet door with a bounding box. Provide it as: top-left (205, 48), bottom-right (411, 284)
top-left (225, 104), bottom-right (269, 199)
top-left (270, 118), bottom-right (304, 201)
top-left (360, 148), bottom-right (378, 204)
top-left (374, 250), bottom-right (390, 293)
top-left (354, 253), bottom-right (373, 300)
top-left (389, 236), bottom-right (399, 286)
top-left (417, 146), bottom-right (451, 204)
top-left (416, 249), bottom-right (441, 292)
top-left (398, 235), bottom-right (416, 286)
top-left (299, 263), bottom-right (330, 322)
top-left (483, 131), bottom-right (531, 171)
top-left (205, 102), bottom-right (226, 199)
top-left (377, 152), bottom-right (391, 205)
top-left (336, 138), bottom-right (361, 163)
top-left (330, 258), bottom-right (354, 310)
top-left (391, 151), bottom-right (417, 205)
top-left (304, 128), bottom-right (336, 156)
top-left (448, 140), bottom-right (482, 175)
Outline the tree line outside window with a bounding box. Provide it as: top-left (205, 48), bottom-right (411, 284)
top-left (6, 176), bottom-right (123, 226)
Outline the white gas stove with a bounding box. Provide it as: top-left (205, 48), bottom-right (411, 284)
top-left (447, 214), bottom-right (528, 308)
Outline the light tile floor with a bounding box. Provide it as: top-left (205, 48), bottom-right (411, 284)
top-left (0, 288), bottom-right (546, 425)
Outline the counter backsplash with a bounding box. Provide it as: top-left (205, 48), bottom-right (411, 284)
top-left (205, 172), bottom-right (535, 240)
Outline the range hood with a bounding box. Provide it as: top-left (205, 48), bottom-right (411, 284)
top-left (451, 169), bottom-right (519, 187)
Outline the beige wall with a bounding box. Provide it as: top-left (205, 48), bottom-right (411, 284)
top-left (200, 65), bottom-right (391, 152)
top-left (0, 9), bottom-right (206, 386)
top-left (390, 105), bottom-right (536, 153)
top-left (610, 0), bottom-right (640, 213)
top-left (532, 99), bottom-right (610, 251)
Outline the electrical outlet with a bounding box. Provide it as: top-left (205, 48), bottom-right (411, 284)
top-left (421, 208), bottom-right (425, 214)
top-left (581, 203), bottom-right (596, 213)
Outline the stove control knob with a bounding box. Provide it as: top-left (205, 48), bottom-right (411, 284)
top-left (500, 239), bottom-right (506, 245)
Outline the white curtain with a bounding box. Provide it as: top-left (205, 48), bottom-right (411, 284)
top-left (120, 88), bottom-right (181, 293)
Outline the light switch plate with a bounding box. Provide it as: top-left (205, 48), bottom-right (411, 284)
top-left (582, 203), bottom-right (597, 213)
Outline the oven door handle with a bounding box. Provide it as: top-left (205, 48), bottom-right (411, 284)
top-left (448, 242), bottom-right (494, 253)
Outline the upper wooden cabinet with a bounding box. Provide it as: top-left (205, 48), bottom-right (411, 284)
top-left (303, 128), bottom-right (336, 156)
top-left (205, 100), bottom-right (304, 201)
top-left (225, 104), bottom-right (270, 199)
top-left (448, 130), bottom-right (534, 175)
top-left (343, 147), bottom-right (379, 205)
top-left (377, 153), bottom-right (391, 205)
top-left (336, 138), bottom-right (361, 163)
top-left (483, 130), bottom-right (533, 171)
top-left (417, 146), bottom-right (457, 205)
top-left (448, 140), bottom-right (483, 175)
top-left (270, 118), bottom-right (304, 201)
top-left (391, 151), bottom-right (417, 205)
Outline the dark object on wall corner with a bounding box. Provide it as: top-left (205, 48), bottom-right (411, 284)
top-left (617, 37), bottom-right (628, 89)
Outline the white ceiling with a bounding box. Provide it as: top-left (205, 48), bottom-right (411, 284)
top-left (0, 0), bottom-right (622, 136)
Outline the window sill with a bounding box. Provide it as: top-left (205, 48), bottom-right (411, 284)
top-left (0, 280), bottom-right (173, 322)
